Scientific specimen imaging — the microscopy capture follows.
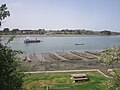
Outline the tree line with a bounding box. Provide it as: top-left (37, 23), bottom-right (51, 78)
top-left (0, 28), bottom-right (120, 35)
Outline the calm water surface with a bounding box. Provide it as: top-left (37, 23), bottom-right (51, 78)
top-left (2, 35), bottom-right (120, 54)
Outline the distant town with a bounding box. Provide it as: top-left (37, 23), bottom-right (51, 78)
top-left (0, 28), bottom-right (120, 35)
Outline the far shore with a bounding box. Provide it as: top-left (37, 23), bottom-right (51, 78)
top-left (2, 34), bottom-right (120, 37)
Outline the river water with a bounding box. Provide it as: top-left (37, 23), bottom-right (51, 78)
top-left (1, 35), bottom-right (120, 54)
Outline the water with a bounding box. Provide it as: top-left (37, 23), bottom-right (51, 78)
top-left (1, 35), bottom-right (120, 54)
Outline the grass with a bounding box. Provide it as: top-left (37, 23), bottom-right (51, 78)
top-left (23, 71), bottom-right (109, 90)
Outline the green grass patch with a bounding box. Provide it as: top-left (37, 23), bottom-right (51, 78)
top-left (23, 71), bottom-right (109, 90)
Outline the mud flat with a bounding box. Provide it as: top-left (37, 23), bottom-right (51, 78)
top-left (70, 51), bottom-right (97, 59)
top-left (56, 52), bottom-right (82, 60)
top-left (20, 51), bottom-right (120, 73)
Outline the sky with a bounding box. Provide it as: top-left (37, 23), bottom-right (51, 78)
top-left (0, 0), bottom-right (120, 31)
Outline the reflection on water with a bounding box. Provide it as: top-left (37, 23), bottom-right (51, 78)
top-left (2, 35), bottom-right (120, 54)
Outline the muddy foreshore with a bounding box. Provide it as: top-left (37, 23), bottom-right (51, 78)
top-left (20, 51), bottom-right (120, 73)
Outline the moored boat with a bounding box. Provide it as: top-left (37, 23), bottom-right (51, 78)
top-left (24, 37), bottom-right (42, 43)
top-left (75, 43), bottom-right (84, 45)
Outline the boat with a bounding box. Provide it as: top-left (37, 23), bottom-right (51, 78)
top-left (24, 37), bottom-right (42, 43)
top-left (75, 43), bottom-right (84, 45)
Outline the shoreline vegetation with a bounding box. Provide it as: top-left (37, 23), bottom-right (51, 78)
top-left (20, 51), bottom-right (120, 74)
top-left (2, 34), bottom-right (120, 37)
top-left (0, 29), bottom-right (120, 35)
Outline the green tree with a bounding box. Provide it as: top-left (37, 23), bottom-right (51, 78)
top-left (100, 30), bottom-right (111, 35)
top-left (0, 40), bottom-right (25, 90)
top-left (38, 29), bottom-right (46, 34)
top-left (3, 27), bottom-right (10, 32)
top-left (12, 28), bottom-right (20, 34)
top-left (0, 4), bottom-right (10, 26)
top-left (0, 4), bottom-right (25, 90)
top-left (3, 28), bottom-right (10, 35)
top-left (98, 47), bottom-right (120, 90)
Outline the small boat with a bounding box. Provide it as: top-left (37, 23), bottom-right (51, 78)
top-left (24, 37), bottom-right (42, 43)
top-left (24, 40), bottom-right (41, 43)
top-left (75, 43), bottom-right (84, 45)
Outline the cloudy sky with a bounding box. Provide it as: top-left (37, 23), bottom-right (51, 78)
top-left (0, 0), bottom-right (120, 31)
